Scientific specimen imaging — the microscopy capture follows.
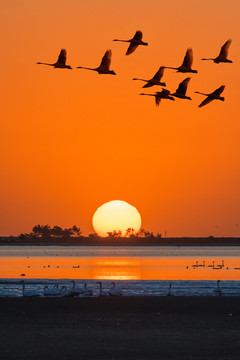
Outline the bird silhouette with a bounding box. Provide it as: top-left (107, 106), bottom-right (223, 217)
top-left (77, 49), bottom-right (116, 75)
top-left (140, 89), bottom-right (175, 106)
top-left (195, 85), bottom-right (225, 107)
top-left (165, 48), bottom-right (198, 73)
top-left (201, 39), bottom-right (232, 63)
top-left (60, 286), bottom-right (76, 297)
top-left (43, 285), bottom-right (62, 296)
top-left (113, 30), bottom-right (148, 55)
top-left (109, 282), bottom-right (123, 296)
top-left (133, 66), bottom-right (166, 88)
top-left (69, 280), bottom-right (85, 296)
top-left (167, 282), bottom-right (172, 296)
top-left (83, 282), bottom-right (93, 296)
top-left (213, 280), bottom-right (222, 296)
top-left (36, 49), bottom-right (72, 69)
top-left (21, 281), bottom-right (39, 297)
top-left (96, 281), bottom-right (109, 296)
top-left (171, 77), bottom-right (192, 100)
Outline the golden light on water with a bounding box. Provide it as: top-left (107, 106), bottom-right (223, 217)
top-left (1, 256), bottom-right (240, 280)
top-left (92, 200), bottom-right (142, 237)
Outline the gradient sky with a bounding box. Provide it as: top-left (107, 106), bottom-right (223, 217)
top-left (1, 0), bottom-right (240, 237)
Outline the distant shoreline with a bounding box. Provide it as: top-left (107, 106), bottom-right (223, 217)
top-left (1, 236), bottom-right (240, 246)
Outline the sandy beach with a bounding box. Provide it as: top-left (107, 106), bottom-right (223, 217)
top-left (0, 296), bottom-right (240, 360)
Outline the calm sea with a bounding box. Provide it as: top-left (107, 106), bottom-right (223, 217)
top-left (0, 246), bottom-right (240, 297)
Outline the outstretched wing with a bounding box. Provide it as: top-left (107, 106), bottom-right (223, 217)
top-left (155, 95), bottom-right (161, 106)
top-left (212, 85), bottom-right (225, 96)
top-left (160, 88), bottom-right (170, 95)
top-left (219, 39), bottom-right (232, 58)
top-left (132, 30), bottom-right (143, 41)
top-left (99, 49), bottom-right (112, 70)
top-left (126, 43), bottom-right (139, 55)
top-left (152, 66), bottom-right (165, 81)
top-left (176, 77), bottom-right (191, 95)
top-left (57, 49), bottom-right (67, 65)
top-left (142, 81), bottom-right (153, 88)
top-left (199, 97), bottom-right (214, 108)
top-left (181, 48), bottom-right (193, 68)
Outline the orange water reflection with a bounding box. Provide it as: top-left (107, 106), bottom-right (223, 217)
top-left (1, 256), bottom-right (240, 280)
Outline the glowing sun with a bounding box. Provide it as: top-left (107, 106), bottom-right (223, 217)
top-left (92, 200), bottom-right (142, 237)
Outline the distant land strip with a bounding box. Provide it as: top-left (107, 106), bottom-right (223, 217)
top-left (1, 236), bottom-right (240, 246)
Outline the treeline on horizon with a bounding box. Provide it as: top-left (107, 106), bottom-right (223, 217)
top-left (1, 225), bottom-right (240, 246)
top-left (17, 224), bottom-right (161, 241)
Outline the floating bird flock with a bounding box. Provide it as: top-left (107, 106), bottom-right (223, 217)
top-left (36, 33), bottom-right (233, 108)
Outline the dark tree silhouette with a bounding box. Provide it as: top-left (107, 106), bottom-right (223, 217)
top-left (107, 230), bottom-right (122, 238)
top-left (19, 224), bottom-right (82, 241)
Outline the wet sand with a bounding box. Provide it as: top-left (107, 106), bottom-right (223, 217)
top-left (0, 297), bottom-right (240, 360)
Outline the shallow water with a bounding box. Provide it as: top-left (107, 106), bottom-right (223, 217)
top-left (0, 246), bottom-right (240, 297)
top-left (0, 279), bottom-right (240, 298)
top-left (0, 246), bottom-right (240, 280)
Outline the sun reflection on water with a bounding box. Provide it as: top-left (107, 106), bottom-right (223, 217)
top-left (0, 254), bottom-right (240, 280)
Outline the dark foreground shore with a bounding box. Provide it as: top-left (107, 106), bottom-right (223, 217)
top-left (1, 297), bottom-right (240, 360)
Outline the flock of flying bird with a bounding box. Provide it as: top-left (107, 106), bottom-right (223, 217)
top-left (37, 30), bottom-right (233, 108)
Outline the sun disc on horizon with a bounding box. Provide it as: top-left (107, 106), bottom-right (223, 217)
top-left (92, 200), bottom-right (141, 237)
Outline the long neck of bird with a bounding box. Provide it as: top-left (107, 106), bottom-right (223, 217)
top-left (195, 91), bottom-right (207, 96)
top-left (113, 39), bottom-right (129, 42)
top-left (78, 66), bottom-right (96, 71)
top-left (37, 62), bottom-right (54, 66)
top-left (165, 66), bottom-right (177, 70)
top-left (133, 78), bottom-right (147, 82)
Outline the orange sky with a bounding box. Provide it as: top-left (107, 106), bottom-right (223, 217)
top-left (1, 0), bottom-right (240, 237)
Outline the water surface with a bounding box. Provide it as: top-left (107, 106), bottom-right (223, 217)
top-left (1, 246), bottom-right (240, 280)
